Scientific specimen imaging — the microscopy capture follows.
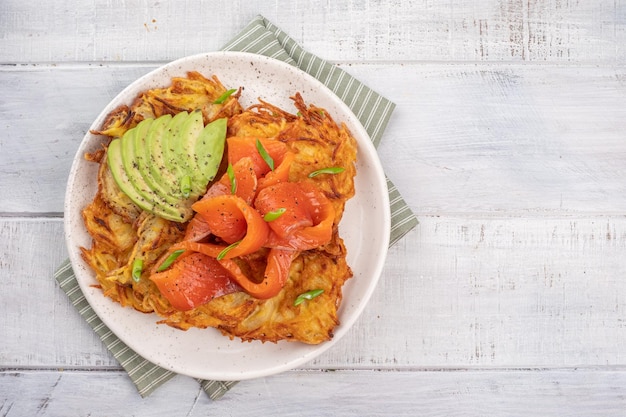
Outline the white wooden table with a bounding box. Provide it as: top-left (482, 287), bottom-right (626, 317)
top-left (2, 1), bottom-right (625, 415)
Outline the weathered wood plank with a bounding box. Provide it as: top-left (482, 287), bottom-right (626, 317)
top-left (1, 64), bottom-right (625, 214)
top-left (2, 369), bottom-right (626, 416)
top-left (2, 216), bottom-right (625, 369)
top-left (0, 219), bottom-right (114, 367)
top-left (3, 0), bottom-right (625, 413)
top-left (378, 64), bottom-right (626, 215)
top-left (1, 0), bottom-right (625, 64)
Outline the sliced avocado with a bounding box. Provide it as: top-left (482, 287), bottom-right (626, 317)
top-left (171, 110), bottom-right (205, 196)
top-left (134, 114), bottom-right (180, 204)
top-left (192, 117), bottom-right (227, 186)
top-left (120, 117), bottom-right (153, 201)
top-left (145, 115), bottom-right (178, 201)
top-left (160, 112), bottom-right (195, 196)
top-left (107, 139), bottom-right (149, 210)
top-left (106, 112), bottom-right (227, 222)
top-left (108, 136), bottom-right (174, 219)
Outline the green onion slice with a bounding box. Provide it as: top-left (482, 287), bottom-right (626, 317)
top-left (263, 207), bottom-right (286, 222)
top-left (157, 249), bottom-right (185, 272)
top-left (180, 175), bottom-right (192, 198)
top-left (213, 88), bottom-right (237, 104)
top-left (217, 240), bottom-right (241, 261)
top-left (131, 259), bottom-right (143, 282)
top-left (256, 139), bottom-right (275, 171)
top-left (294, 289), bottom-right (324, 306)
top-left (227, 163), bottom-right (237, 194)
top-left (308, 166), bottom-right (345, 178)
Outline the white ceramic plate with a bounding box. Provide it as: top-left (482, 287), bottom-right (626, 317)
top-left (64, 51), bottom-right (390, 381)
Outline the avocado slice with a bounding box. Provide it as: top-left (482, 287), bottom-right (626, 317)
top-left (160, 111), bottom-right (193, 194)
top-left (192, 117), bottom-right (227, 186)
top-left (135, 114), bottom-right (182, 204)
top-left (108, 132), bottom-right (181, 220)
top-left (144, 115), bottom-right (180, 201)
top-left (120, 118), bottom-right (153, 201)
top-left (170, 110), bottom-right (205, 196)
top-left (106, 112), bottom-right (227, 222)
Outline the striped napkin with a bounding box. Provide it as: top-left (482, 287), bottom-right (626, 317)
top-left (55, 15), bottom-right (417, 400)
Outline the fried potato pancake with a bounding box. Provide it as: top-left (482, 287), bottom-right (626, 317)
top-left (229, 94), bottom-right (357, 222)
top-left (92, 71), bottom-right (243, 139)
top-left (81, 73), bottom-right (357, 344)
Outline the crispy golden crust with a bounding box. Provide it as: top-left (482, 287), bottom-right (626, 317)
top-left (97, 158), bottom-right (142, 223)
top-left (81, 197), bottom-right (186, 312)
top-left (229, 93), bottom-right (357, 223)
top-left (158, 234), bottom-right (350, 344)
top-left (81, 74), bottom-right (357, 344)
top-left (91, 72), bottom-right (243, 139)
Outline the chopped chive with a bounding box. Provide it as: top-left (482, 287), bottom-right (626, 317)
top-left (308, 166), bottom-right (345, 178)
top-left (213, 88), bottom-right (237, 104)
top-left (227, 163), bottom-right (237, 194)
top-left (296, 111), bottom-right (302, 117)
top-left (181, 175), bottom-right (191, 198)
top-left (217, 240), bottom-right (241, 260)
top-left (294, 289), bottom-right (324, 306)
top-left (131, 259), bottom-right (143, 282)
top-left (157, 249), bottom-right (185, 272)
top-left (263, 207), bottom-right (286, 222)
top-left (256, 139), bottom-right (275, 171)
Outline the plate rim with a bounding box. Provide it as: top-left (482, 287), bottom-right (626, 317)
top-left (64, 50), bottom-right (391, 380)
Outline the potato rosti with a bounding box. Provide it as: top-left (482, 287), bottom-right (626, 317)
top-left (81, 72), bottom-right (357, 344)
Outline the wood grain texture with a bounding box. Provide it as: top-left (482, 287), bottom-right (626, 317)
top-left (2, 216), bottom-right (625, 369)
top-left (0, 219), bottom-right (114, 368)
top-left (2, 0), bottom-right (626, 413)
top-left (2, 369), bottom-right (626, 417)
top-left (1, 63), bottom-right (625, 214)
top-left (0, 0), bottom-right (625, 64)
top-left (378, 63), bottom-right (626, 215)
top-left (0, 64), bottom-right (156, 214)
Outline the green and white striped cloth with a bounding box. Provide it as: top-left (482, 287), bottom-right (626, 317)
top-left (55, 15), bottom-right (417, 400)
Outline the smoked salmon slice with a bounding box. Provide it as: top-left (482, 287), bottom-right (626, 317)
top-left (255, 181), bottom-right (335, 250)
top-left (149, 252), bottom-right (240, 311)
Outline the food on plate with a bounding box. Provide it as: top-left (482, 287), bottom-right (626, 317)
top-left (106, 112), bottom-right (227, 222)
top-left (80, 71), bottom-right (357, 344)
